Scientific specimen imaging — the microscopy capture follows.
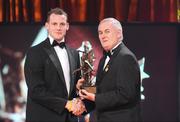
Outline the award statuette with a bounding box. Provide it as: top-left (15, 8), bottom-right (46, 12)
top-left (74, 41), bottom-right (96, 93)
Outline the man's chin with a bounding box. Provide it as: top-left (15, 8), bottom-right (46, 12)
top-left (103, 46), bottom-right (110, 51)
top-left (54, 37), bottom-right (63, 41)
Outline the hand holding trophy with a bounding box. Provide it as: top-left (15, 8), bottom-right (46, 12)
top-left (74, 41), bottom-right (96, 93)
top-left (69, 41), bottom-right (96, 116)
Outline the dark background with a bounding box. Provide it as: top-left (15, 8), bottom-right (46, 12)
top-left (0, 0), bottom-right (179, 121)
top-left (0, 23), bottom-right (179, 122)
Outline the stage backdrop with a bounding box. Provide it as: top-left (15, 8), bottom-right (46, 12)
top-left (0, 23), bottom-right (179, 122)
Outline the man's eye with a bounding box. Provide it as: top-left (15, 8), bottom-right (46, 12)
top-left (60, 23), bottom-right (65, 26)
top-left (52, 23), bottom-right (57, 26)
top-left (105, 30), bottom-right (110, 34)
top-left (98, 32), bottom-right (102, 35)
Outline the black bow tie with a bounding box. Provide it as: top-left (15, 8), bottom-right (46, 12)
top-left (52, 41), bottom-right (66, 48)
top-left (103, 50), bottom-right (112, 58)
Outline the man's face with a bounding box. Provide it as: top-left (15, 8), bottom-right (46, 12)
top-left (98, 21), bottom-right (121, 51)
top-left (45, 13), bottom-right (69, 41)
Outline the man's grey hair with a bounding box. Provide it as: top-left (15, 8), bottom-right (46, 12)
top-left (99, 17), bottom-right (122, 30)
top-left (99, 18), bottom-right (123, 41)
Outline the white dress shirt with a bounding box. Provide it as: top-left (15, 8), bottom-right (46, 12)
top-left (103, 41), bottom-right (122, 69)
top-left (49, 35), bottom-right (70, 95)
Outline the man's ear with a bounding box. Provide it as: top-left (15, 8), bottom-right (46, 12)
top-left (117, 29), bottom-right (123, 40)
top-left (45, 22), bottom-right (49, 29)
top-left (66, 22), bottom-right (69, 31)
top-left (117, 30), bottom-right (121, 38)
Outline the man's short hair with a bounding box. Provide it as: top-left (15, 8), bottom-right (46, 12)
top-left (46, 8), bottom-right (68, 22)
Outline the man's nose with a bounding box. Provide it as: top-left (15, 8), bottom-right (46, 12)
top-left (57, 24), bottom-right (62, 29)
top-left (101, 34), bottom-right (106, 39)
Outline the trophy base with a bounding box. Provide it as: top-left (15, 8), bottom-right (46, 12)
top-left (83, 86), bottom-right (96, 94)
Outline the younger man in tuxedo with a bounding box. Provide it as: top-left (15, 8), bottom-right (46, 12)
top-left (24, 8), bottom-right (85, 122)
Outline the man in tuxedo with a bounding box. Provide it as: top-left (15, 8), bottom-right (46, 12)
top-left (77, 18), bottom-right (142, 122)
top-left (24, 8), bottom-right (85, 122)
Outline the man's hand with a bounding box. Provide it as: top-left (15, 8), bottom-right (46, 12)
top-left (76, 78), bottom-right (85, 91)
top-left (65, 98), bottom-right (86, 116)
top-left (79, 89), bottom-right (95, 101)
top-left (72, 98), bottom-right (86, 116)
top-left (65, 100), bottom-right (73, 112)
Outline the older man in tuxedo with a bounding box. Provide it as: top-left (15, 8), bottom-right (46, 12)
top-left (77, 18), bottom-right (142, 122)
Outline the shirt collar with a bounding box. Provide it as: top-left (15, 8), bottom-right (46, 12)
top-left (48, 35), bottom-right (65, 45)
top-left (110, 41), bottom-right (122, 54)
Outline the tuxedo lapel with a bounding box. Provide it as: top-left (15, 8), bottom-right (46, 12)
top-left (66, 46), bottom-right (75, 94)
top-left (103, 43), bottom-right (123, 72)
top-left (43, 39), bottom-right (67, 88)
top-left (96, 56), bottom-right (106, 85)
top-left (97, 43), bottom-right (123, 84)
top-left (98, 57), bottom-right (112, 82)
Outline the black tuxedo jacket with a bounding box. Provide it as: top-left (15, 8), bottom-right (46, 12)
top-left (24, 38), bottom-right (80, 122)
top-left (90, 43), bottom-right (141, 122)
